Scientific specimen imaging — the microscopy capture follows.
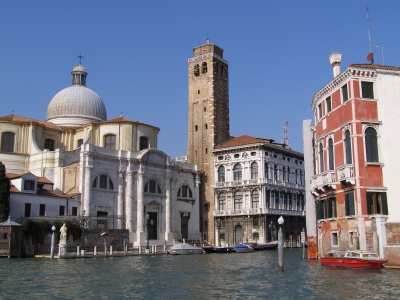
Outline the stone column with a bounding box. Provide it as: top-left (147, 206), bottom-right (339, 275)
top-left (165, 168), bottom-right (172, 242)
top-left (136, 167), bottom-right (145, 241)
top-left (84, 165), bottom-right (92, 216)
top-left (117, 169), bottom-right (125, 229)
top-left (126, 170), bottom-right (134, 231)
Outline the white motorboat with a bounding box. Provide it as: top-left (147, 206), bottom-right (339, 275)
top-left (168, 243), bottom-right (204, 255)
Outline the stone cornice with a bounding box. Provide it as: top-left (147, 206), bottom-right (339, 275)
top-left (188, 52), bottom-right (228, 65)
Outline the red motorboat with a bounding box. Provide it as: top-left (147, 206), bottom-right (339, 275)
top-left (320, 250), bottom-right (387, 269)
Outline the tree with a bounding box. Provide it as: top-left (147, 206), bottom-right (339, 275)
top-left (0, 161), bottom-right (10, 222)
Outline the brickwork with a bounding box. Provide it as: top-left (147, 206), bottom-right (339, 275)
top-left (188, 41), bottom-right (230, 242)
top-left (63, 163), bottom-right (80, 194)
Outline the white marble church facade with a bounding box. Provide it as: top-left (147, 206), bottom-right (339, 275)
top-left (0, 62), bottom-right (200, 246)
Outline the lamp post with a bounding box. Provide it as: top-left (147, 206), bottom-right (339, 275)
top-left (101, 232), bottom-right (109, 257)
top-left (278, 216), bottom-right (284, 272)
top-left (50, 225), bottom-right (56, 259)
top-left (78, 210), bottom-right (88, 256)
top-left (145, 213), bottom-right (150, 254)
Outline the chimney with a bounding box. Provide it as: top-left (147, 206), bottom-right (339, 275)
top-left (329, 52), bottom-right (342, 77)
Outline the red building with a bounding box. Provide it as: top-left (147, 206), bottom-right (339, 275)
top-left (303, 53), bottom-right (400, 266)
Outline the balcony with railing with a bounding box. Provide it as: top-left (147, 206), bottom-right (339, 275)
top-left (337, 164), bottom-right (355, 184)
top-left (311, 170), bottom-right (336, 193)
top-left (214, 207), bottom-right (305, 217)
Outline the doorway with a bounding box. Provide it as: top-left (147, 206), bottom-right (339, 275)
top-left (180, 213), bottom-right (190, 240)
top-left (235, 225), bottom-right (243, 244)
top-left (147, 212), bottom-right (157, 240)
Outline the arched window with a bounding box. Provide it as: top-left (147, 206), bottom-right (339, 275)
top-left (205, 124), bottom-right (208, 129)
top-left (92, 175), bottom-right (114, 190)
top-left (252, 191), bottom-right (259, 208)
top-left (233, 164), bottom-right (242, 181)
top-left (344, 130), bottom-right (352, 164)
top-left (218, 166), bottom-right (225, 182)
top-left (282, 167), bottom-right (287, 182)
top-left (218, 193), bottom-right (225, 210)
top-left (177, 185), bottom-right (193, 198)
top-left (194, 64), bottom-right (200, 76)
top-left (140, 136), bottom-right (149, 151)
top-left (234, 191), bottom-right (243, 210)
top-left (265, 162), bottom-right (269, 179)
top-left (202, 62), bottom-right (207, 73)
top-left (274, 164), bottom-right (278, 180)
top-left (145, 180), bottom-right (161, 194)
top-left (195, 125), bottom-right (198, 131)
top-left (319, 143), bottom-right (324, 172)
top-left (365, 127), bottom-right (379, 162)
top-left (328, 138), bottom-right (334, 170)
top-left (104, 134), bottom-right (116, 149)
top-left (287, 167), bottom-right (291, 183)
top-left (1, 132), bottom-right (15, 152)
top-left (251, 162), bottom-right (258, 179)
top-left (44, 139), bottom-right (55, 151)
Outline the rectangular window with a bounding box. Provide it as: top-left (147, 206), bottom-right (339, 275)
top-left (345, 191), bottom-right (355, 216)
top-left (24, 203), bottom-right (31, 217)
top-left (331, 232), bottom-right (339, 246)
top-left (77, 139), bottom-right (83, 148)
top-left (326, 96), bottom-right (332, 113)
top-left (327, 197), bottom-right (337, 218)
top-left (366, 192), bottom-right (388, 215)
top-left (39, 204), bottom-right (46, 216)
top-left (316, 200), bottom-right (326, 220)
top-left (72, 207), bottom-right (78, 216)
top-left (318, 103), bottom-right (322, 119)
top-left (361, 81), bottom-right (374, 99)
top-left (2, 232), bottom-right (8, 240)
top-left (253, 217), bottom-right (259, 227)
top-left (59, 206), bottom-right (65, 216)
top-left (24, 180), bottom-right (35, 191)
top-left (44, 139), bottom-right (55, 151)
top-left (99, 175), bottom-right (107, 189)
top-left (342, 84), bottom-right (348, 102)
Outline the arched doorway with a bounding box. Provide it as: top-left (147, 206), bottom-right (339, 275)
top-left (235, 225), bottom-right (243, 244)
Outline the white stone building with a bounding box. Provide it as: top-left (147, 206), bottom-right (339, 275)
top-left (212, 135), bottom-right (306, 247)
top-left (0, 62), bottom-right (201, 246)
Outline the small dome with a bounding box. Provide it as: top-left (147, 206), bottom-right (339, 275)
top-left (72, 64), bottom-right (87, 73)
top-left (46, 63), bottom-right (107, 126)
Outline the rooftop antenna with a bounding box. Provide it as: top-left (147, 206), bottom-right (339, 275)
top-left (365, 6), bottom-right (374, 64)
top-left (281, 120), bottom-right (290, 147)
top-left (375, 44), bottom-right (388, 65)
top-left (78, 53), bottom-right (84, 65)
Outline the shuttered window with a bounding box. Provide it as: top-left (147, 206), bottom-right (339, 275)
top-left (366, 192), bottom-right (388, 215)
top-left (344, 130), bottom-right (352, 164)
top-left (345, 191), bottom-right (355, 216)
top-left (328, 138), bottom-right (334, 170)
top-left (365, 127), bottom-right (379, 162)
top-left (316, 200), bottom-right (326, 220)
top-left (327, 197), bottom-right (337, 218)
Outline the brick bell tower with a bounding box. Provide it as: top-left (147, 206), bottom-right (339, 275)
top-left (187, 39), bottom-right (230, 244)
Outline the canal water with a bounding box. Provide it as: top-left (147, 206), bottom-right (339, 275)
top-left (0, 249), bottom-right (399, 299)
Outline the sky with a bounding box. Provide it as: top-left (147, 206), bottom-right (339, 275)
top-left (1, 1), bottom-right (400, 159)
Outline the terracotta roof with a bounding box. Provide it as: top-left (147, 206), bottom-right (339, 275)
top-left (215, 135), bottom-right (278, 149)
top-left (101, 116), bottom-right (160, 130)
top-left (37, 188), bottom-right (78, 199)
top-left (10, 183), bottom-right (19, 193)
top-left (214, 135), bottom-right (303, 155)
top-left (5, 172), bottom-right (31, 179)
top-left (349, 64), bottom-right (400, 72)
top-left (0, 114), bottom-right (61, 130)
top-left (37, 177), bottom-right (54, 185)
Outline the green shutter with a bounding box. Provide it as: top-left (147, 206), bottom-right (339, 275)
top-left (327, 198), bottom-right (332, 218)
top-left (345, 191), bottom-right (355, 216)
top-left (381, 192), bottom-right (388, 215)
top-left (366, 192), bottom-right (373, 215)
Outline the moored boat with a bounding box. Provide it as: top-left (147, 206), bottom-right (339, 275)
top-left (214, 246), bottom-right (235, 253)
top-left (234, 243), bottom-right (254, 253)
top-left (320, 250), bottom-right (387, 269)
top-left (250, 241), bottom-right (278, 251)
top-left (202, 246), bottom-right (216, 253)
top-left (167, 243), bottom-right (204, 255)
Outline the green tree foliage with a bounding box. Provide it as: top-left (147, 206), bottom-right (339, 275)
top-left (0, 162), bottom-right (10, 222)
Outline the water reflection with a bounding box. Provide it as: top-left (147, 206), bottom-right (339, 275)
top-left (0, 249), bottom-right (399, 299)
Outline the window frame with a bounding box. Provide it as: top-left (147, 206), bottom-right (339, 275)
top-left (361, 81), bottom-right (374, 99)
top-left (140, 136), bottom-right (149, 151)
top-left (145, 180), bottom-right (162, 194)
top-left (319, 143), bottom-right (324, 173)
top-left (326, 96), bottom-right (332, 113)
top-left (341, 83), bottom-right (349, 102)
top-left (218, 166), bottom-right (225, 182)
top-left (44, 138), bottom-right (55, 151)
top-left (251, 162), bottom-right (258, 180)
top-left (234, 192), bottom-right (243, 210)
top-left (104, 134), bottom-right (116, 150)
top-left (233, 163), bottom-right (242, 181)
top-left (344, 130), bottom-right (352, 164)
top-left (366, 192), bottom-right (388, 215)
top-left (345, 191), bottom-right (356, 216)
top-left (177, 185), bottom-right (193, 199)
top-left (328, 138), bottom-right (334, 170)
top-left (92, 175), bottom-right (114, 190)
top-left (1, 132), bottom-right (15, 152)
top-left (365, 127), bottom-right (379, 162)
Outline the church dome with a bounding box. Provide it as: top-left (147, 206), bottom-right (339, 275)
top-left (46, 63), bottom-right (107, 126)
